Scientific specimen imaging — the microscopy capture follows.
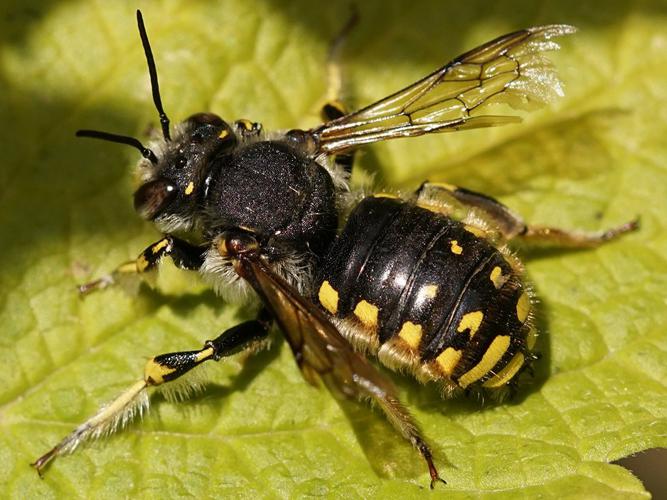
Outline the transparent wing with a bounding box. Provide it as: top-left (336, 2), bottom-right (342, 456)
top-left (311, 25), bottom-right (576, 154)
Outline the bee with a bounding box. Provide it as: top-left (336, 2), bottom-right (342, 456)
top-left (32, 10), bottom-right (637, 487)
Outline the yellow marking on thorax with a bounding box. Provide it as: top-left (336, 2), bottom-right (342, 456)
top-left (219, 129), bottom-right (230, 139)
top-left (373, 192), bottom-right (399, 199)
top-left (144, 358), bottom-right (176, 386)
top-left (458, 335), bottom-right (510, 388)
top-left (457, 311), bottom-right (484, 338)
top-left (398, 322), bottom-right (423, 349)
top-left (151, 238), bottom-right (170, 254)
top-left (436, 347), bottom-right (462, 375)
top-left (354, 300), bottom-right (379, 328)
top-left (318, 281), bottom-right (339, 315)
top-left (483, 352), bottom-right (525, 388)
top-left (184, 181), bottom-right (195, 195)
top-left (489, 266), bottom-right (506, 289)
top-left (516, 292), bottom-right (530, 323)
top-left (464, 225), bottom-right (486, 238)
top-left (450, 240), bottom-right (463, 255)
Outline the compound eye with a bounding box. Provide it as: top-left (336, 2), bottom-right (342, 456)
top-left (134, 179), bottom-right (177, 220)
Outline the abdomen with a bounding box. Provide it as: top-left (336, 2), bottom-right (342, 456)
top-left (315, 196), bottom-right (534, 392)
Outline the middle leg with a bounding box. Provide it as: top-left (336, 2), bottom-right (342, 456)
top-left (78, 235), bottom-right (207, 295)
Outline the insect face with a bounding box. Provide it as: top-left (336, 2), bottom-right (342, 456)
top-left (135, 112), bottom-right (235, 231)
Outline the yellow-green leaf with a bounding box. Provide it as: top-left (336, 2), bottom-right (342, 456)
top-left (1, 1), bottom-right (665, 498)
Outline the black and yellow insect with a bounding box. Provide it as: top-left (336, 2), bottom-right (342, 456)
top-left (32, 11), bottom-right (637, 487)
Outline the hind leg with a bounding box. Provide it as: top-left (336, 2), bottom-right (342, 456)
top-left (416, 181), bottom-right (639, 247)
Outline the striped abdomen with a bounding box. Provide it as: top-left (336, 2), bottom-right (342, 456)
top-left (315, 196), bottom-right (534, 391)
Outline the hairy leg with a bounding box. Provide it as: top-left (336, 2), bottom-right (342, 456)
top-left (32, 313), bottom-right (271, 475)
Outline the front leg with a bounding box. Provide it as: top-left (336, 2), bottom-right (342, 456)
top-left (78, 235), bottom-right (207, 295)
top-left (32, 312), bottom-right (272, 475)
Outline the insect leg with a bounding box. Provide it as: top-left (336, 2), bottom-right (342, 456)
top-left (356, 381), bottom-right (446, 489)
top-left (232, 119), bottom-right (262, 140)
top-left (78, 235), bottom-right (206, 295)
top-left (416, 182), bottom-right (639, 247)
top-left (31, 313), bottom-right (271, 476)
top-left (517, 220), bottom-right (639, 247)
top-left (320, 7), bottom-right (359, 175)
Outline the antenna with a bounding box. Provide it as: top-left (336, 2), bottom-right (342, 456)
top-left (76, 129), bottom-right (159, 164)
top-left (136, 10), bottom-right (171, 141)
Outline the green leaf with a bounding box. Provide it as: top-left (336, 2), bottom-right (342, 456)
top-left (1, 1), bottom-right (665, 497)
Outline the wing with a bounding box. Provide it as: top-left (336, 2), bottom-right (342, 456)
top-left (236, 253), bottom-right (445, 485)
top-left (239, 254), bottom-right (395, 397)
top-left (310, 25), bottom-right (576, 154)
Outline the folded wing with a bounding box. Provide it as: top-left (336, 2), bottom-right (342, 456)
top-left (311, 25), bottom-right (576, 154)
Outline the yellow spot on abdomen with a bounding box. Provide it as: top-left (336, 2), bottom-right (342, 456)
top-left (483, 352), bottom-right (525, 388)
top-left (184, 181), bottom-right (195, 195)
top-left (450, 240), bottom-right (463, 255)
top-left (421, 284), bottom-right (438, 299)
top-left (318, 281), bottom-right (339, 315)
top-left (490, 266), bottom-right (506, 289)
top-left (464, 225), bottom-right (486, 238)
top-left (457, 311), bottom-right (484, 338)
top-left (516, 292), bottom-right (530, 323)
top-left (458, 335), bottom-right (510, 388)
top-left (354, 300), bottom-right (379, 328)
top-left (436, 347), bottom-right (462, 375)
top-left (398, 322), bottom-right (423, 349)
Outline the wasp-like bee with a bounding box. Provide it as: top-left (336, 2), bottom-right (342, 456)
top-left (32, 11), bottom-right (637, 487)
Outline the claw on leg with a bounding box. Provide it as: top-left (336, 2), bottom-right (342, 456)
top-left (415, 438), bottom-right (446, 489)
top-left (77, 261), bottom-right (137, 296)
top-left (77, 275), bottom-right (114, 295)
top-left (32, 317), bottom-right (270, 475)
top-left (31, 379), bottom-right (149, 476)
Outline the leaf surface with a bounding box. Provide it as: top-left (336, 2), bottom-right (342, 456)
top-left (1, 1), bottom-right (665, 498)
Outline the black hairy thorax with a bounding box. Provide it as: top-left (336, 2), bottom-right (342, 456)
top-left (203, 140), bottom-right (338, 258)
